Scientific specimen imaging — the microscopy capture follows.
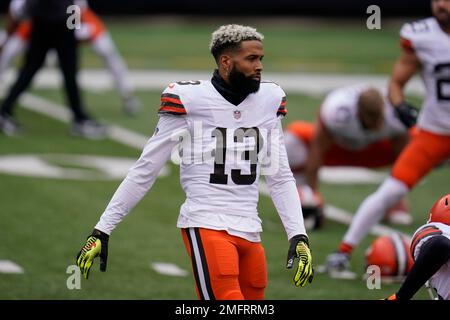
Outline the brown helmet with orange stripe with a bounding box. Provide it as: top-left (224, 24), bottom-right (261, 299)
top-left (427, 193), bottom-right (450, 225)
top-left (365, 233), bottom-right (414, 278)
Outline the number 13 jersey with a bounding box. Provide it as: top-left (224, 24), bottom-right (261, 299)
top-left (96, 79), bottom-right (306, 242)
top-left (160, 80), bottom-right (297, 242)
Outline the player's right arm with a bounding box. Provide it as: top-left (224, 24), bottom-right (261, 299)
top-left (304, 119), bottom-right (333, 191)
top-left (76, 86), bottom-right (189, 278)
top-left (94, 114), bottom-right (188, 235)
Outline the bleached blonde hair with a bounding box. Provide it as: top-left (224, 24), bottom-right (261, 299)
top-left (209, 24), bottom-right (264, 60)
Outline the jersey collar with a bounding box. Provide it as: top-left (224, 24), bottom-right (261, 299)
top-left (211, 69), bottom-right (249, 106)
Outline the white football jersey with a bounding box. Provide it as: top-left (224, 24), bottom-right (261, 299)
top-left (411, 222), bottom-right (450, 299)
top-left (400, 18), bottom-right (450, 135)
top-left (96, 80), bottom-right (306, 242)
top-left (319, 84), bottom-right (407, 150)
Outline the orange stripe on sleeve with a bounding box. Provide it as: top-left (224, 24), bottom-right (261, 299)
top-left (277, 96), bottom-right (287, 116)
top-left (158, 106), bottom-right (187, 115)
top-left (161, 97), bottom-right (184, 105)
top-left (410, 226), bottom-right (442, 257)
top-left (159, 93), bottom-right (186, 115)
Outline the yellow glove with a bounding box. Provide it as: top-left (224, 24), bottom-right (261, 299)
top-left (286, 234), bottom-right (314, 287)
top-left (76, 229), bottom-right (109, 279)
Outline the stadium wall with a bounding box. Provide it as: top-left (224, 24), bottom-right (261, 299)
top-left (0, 0), bottom-right (431, 17)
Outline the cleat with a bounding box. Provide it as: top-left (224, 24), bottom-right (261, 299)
top-left (324, 251), bottom-right (351, 273)
top-left (70, 119), bottom-right (107, 140)
top-left (0, 114), bottom-right (22, 136)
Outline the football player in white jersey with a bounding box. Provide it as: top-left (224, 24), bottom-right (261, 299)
top-left (75, 24), bottom-right (314, 300)
top-left (325, 0), bottom-right (450, 273)
top-left (387, 194), bottom-right (450, 300)
top-left (284, 85), bottom-right (413, 228)
top-left (0, 0), bottom-right (140, 115)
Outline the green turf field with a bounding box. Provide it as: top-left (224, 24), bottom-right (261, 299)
top-left (0, 18), bottom-right (447, 300)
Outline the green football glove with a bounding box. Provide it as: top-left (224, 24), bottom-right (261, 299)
top-left (76, 229), bottom-right (109, 279)
top-left (286, 234), bottom-right (314, 287)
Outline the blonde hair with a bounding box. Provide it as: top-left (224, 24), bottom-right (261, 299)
top-left (209, 24), bottom-right (264, 60)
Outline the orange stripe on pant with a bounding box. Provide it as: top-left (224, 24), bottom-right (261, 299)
top-left (391, 129), bottom-right (450, 189)
top-left (181, 228), bottom-right (267, 300)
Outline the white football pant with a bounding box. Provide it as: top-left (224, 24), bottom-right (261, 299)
top-left (343, 176), bottom-right (409, 246)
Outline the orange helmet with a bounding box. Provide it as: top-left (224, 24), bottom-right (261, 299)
top-left (427, 194), bottom-right (450, 225)
top-left (365, 233), bottom-right (414, 277)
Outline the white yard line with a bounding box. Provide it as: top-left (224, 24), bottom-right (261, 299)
top-left (0, 260), bottom-right (24, 274)
top-left (151, 262), bottom-right (189, 277)
top-left (20, 93), bottom-right (148, 149)
top-left (2, 69), bottom-right (426, 96)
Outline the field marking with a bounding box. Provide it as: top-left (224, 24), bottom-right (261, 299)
top-left (151, 262), bottom-right (189, 277)
top-left (0, 154), bottom-right (169, 180)
top-left (19, 93), bottom-right (403, 238)
top-left (2, 69), bottom-right (426, 96)
top-left (0, 260), bottom-right (24, 274)
top-left (319, 167), bottom-right (386, 185)
top-left (20, 93), bottom-right (148, 149)
top-left (258, 181), bottom-right (407, 238)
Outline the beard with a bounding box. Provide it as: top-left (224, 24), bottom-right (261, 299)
top-left (228, 65), bottom-right (261, 95)
top-left (435, 8), bottom-right (450, 28)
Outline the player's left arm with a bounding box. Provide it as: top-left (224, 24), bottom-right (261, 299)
top-left (264, 119), bottom-right (314, 287)
top-left (387, 235), bottom-right (450, 300)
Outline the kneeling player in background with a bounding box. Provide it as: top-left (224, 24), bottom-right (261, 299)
top-left (285, 85), bottom-right (414, 228)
